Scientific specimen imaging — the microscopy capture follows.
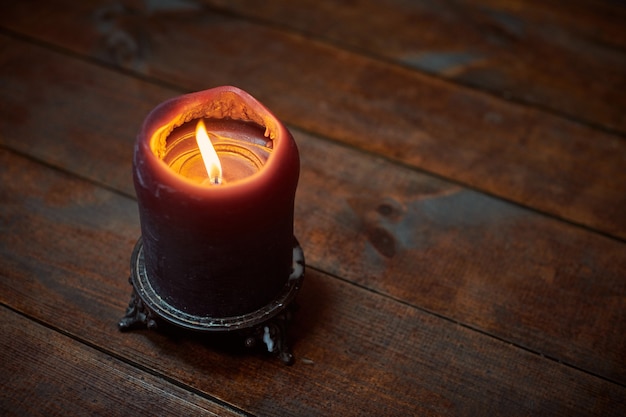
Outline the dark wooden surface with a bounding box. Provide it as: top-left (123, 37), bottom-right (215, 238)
top-left (1, 1), bottom-right (624, 416)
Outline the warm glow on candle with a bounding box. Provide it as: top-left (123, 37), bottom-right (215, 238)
top-left (195, 120), bottom-right (223, 184)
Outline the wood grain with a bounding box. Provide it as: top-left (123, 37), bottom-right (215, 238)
top-left (203, 0), bottom-right (626, 132)
top-left (1, 149), bottom-right (624, 416)
top-left (1, 3), bottom-right (625, 414)
top-left (0, 34), bottom-right (625, 384)
top-left (1, 1), bottom-right (625, 239)
top-left (0, 306), bottom-right (242, 417)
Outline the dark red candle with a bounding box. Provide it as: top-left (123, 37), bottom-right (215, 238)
top-left (133, 86), bottom-right (300, 319)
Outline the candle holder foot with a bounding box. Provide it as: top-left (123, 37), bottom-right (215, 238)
top-left (118, 281), bottom-right (159, 331)
top-left (244, 307), bottom-right (295, 365)
top-left (118, 238), bottom-right (304, 365)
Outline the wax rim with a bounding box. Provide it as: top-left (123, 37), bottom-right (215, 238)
top-left (136, 86), bottom-right (296, 194)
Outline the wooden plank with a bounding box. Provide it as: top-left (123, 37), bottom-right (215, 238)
top-left (202, 0), bottom-right (626, 133)
top-left (1, 35), bottom-right (625, 384)
top-left (0, 149), bottom-right (624, 416)
top-left (1, 2), bottom-right (625, 239)
top-left (0, 307), bottom-right (243, 417)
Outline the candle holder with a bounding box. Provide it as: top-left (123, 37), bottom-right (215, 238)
top-left (119, 237), bottom-right (304, 364)
top-left (118, 86), bottom-right (304, 365)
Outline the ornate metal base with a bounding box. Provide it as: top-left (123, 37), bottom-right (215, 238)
top-left (119, 238), bottom-right (305, 365)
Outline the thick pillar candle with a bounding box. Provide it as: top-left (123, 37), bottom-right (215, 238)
top-left (133, 86), bottom-right (300, 318)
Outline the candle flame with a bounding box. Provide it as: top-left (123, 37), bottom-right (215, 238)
top-left (195, 120), bottom-right (222, 185)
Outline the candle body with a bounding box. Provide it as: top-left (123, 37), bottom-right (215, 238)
top-left (133, 87), bottom-right (300, 318)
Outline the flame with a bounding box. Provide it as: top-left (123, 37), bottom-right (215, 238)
top-left (195, 120), bottom-right (222, 184)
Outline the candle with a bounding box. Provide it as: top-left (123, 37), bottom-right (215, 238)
top-left (133, 86), bottom-right (300, 319)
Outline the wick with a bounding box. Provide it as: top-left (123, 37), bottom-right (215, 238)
top-left (201, 177), bottom-right (223, 186)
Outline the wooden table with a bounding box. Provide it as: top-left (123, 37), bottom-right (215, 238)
top-left (1, 1), bottom-right (625, 415)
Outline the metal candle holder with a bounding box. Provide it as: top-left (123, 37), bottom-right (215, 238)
top-left (119, 238), bottom-right (305, 364)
